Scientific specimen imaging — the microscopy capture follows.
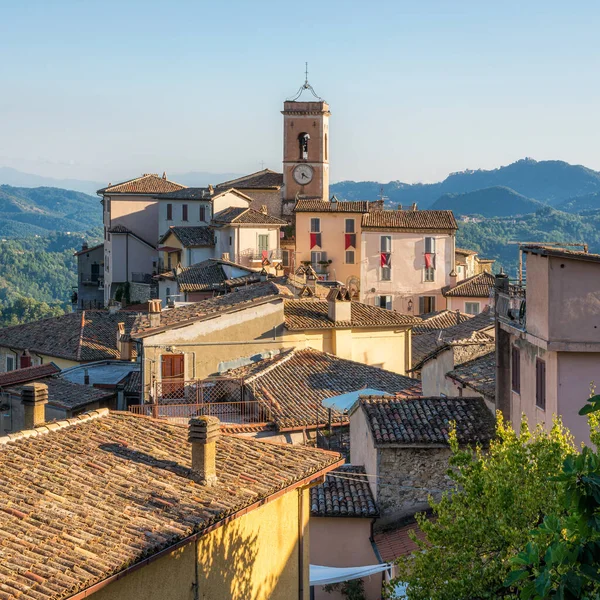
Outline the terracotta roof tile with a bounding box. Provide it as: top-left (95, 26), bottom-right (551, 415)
top-left (98, 174), bottom-right (185, 195)
top-left (222, 348), bottom-right (421, 430)
top-left (124, 370), bottom-right (142, 394)
top-left (443, 272), bottom-right (496, 298)
top-left (446, 351), bottom-right (496, 400)
top-left (311, 465), bottom-right (378, 518)
top-left (0, 364), bottom-right (60, 388)
top-left (159, 226), bottom-right (215, 247)
top-left (412, 310), bottom-right (472, 334)
top-left (0, 311), bottom-right (138, 362)
top-left (0, 411), bottom-right (341, 599)
top-left (361, 210), bottom-right (458, 230)
top-left (294, 199), bottom-right (370, 213)
top-left (455, 247), bottom-right (478, 256)
top-left (212, 206), bottom-right (287, 225)
top-left (360, 395), bottom-right (495, 446)
top-left (216, 169), bottom-right (283, 190)
top-left (374, 521), bottom-right (428, 561)
top-left (522, 245), bottom-right (600, 263)
top-left (284, 299), bottom-right (420, 330)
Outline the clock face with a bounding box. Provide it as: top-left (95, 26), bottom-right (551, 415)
top-left (293, 164), bottom-right (314, 185)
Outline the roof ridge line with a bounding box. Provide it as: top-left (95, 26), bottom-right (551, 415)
top-left (0, 408), bottom-right (110, 446)
top-left (243, 348), bottom-right (298, 384)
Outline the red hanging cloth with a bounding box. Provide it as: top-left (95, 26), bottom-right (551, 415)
top-left (380, 252), bottom-right (391, 267)
top-left (310, 233), bottom-right (318, 249)
top-left (424, 253), bottom-right (435, 268)
top-left (345, 233), bottom-right (356, 250)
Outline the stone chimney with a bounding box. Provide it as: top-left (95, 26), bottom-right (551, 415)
top-left (162, 171), bottom-right (167, 180)
top-left (410, 202), bottom-right (417, 211)
top-left (148, 299), bottom-right (162, 328)
top-left (82, 242), bottom-right (89, 252)
top-left (260, 205), bottom-right (268, 215)
top-left (118, 322), bottom-right (132, 360)
top-left (221, 252), bottom-right (230, 262)
top-left (21, 383), bottom-right (48, 429)
top-left (188, 416), bottom-right (220, 486)
top-left (327, 287), bottom-right (352, 323)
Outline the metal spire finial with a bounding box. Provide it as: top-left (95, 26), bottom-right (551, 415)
top-left (286, 63), bottom-right (326, 102)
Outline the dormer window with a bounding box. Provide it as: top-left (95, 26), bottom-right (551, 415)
top-left (299, 132), bottom-right (310, 159)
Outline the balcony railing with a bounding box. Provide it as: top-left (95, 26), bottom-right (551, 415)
top-left (247, 248), bottom-right (283, 263)
top-left (496, 286), bottom-right (526, 330)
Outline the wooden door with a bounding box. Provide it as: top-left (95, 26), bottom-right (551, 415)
top-left (161, 354), bottom-right (185, 399)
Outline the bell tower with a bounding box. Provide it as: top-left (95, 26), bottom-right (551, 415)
top-left (282, 67), bottom-right (330, 211)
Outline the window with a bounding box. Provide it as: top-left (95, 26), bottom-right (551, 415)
top-left (465, 302), bottom-right (480, 315)
top-left (282, 250), bottom-right (290, 267)
top-left (199, 206), bottom-right (206, 222)
top-left (345, 219), bottom-right (355, 234)
top-left (91, 263), bottom-right (100, 282)
top-left (299, 132), bottom-right (310, 159)
top-left (258, 235), bottom-right (269, 252)
top-left (424, 267), bottom-right (435, 282)
top-left (167, 204), bottom-right (173, 220)
top-left (512, 346), bottom-right (521, 394)
top-left (425, 237), bottom-right (436, 254)
top-left (536, 358), bottom-right (546, 409)
top-left (380, 236), bottom-right (392, 253)
top-left (229, 236), bottom-right (233, 246)
top-left (166, 287), bottom-right (171, 299)
top-left (381, 266), bottom-right (391, 281)
top-left (377, 295), bottom-right (392, 310)
top-left (346, 250), bottom-right (355, 264)
top-left (6, 356), bottom-right (14, 372)
top-left (310, 218), bottom-right (321, 233)
top-left (418, 296), bottom-right (436, 314)
top-left (182, 204), bottom-right (188, 221)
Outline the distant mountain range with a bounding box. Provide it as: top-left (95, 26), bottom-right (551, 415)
top-left (330, 158), bottom-right (600, 213)
top-left (0, 167), bottom-right (243, 196)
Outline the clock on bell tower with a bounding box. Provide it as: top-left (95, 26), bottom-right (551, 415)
top-left (282, 69), bottom-right (330, 205)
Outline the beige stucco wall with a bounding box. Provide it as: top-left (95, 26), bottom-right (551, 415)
top-left (91, 487), bottom-right (311, 600)
top-left (420, 349), bottom-right (455, 397)
top-left (310, 517), bottom-right (382, 600)
top-left (0, 348), bottom-right (78, 373)
top-left (360, 231), bottom-right (455, 314)
top-left (212, 190), bottom-right (251, 214)
top-left (295, 211), bottom-right (362, 284)
top-left (107, 194), bottom-right (159, 242)
top-left (158, 199), bottom-right (211, 239)
top-left (111, 234), bottom-right (156, 284)
top-left (349, 409), bottom-right (378, 501)
top-left (524, 253), bottom-right (550, 342)
top-left (446, 296), bottom-right (490, 314)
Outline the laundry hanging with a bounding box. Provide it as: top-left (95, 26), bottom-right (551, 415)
top-left (424, 253), bottom-right (435, 269)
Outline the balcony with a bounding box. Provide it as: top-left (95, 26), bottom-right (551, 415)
top-left (496, 284), bottom-right (526, 330)
top-left (247, 248), bottom-right (283, 264)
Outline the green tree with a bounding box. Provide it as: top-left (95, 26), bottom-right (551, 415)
top-left (505, 398), bottom-right (600, 599)
top-left (390, 414), bottom-right (576, 600)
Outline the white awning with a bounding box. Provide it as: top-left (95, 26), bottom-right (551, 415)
top-left (309, 563), bottom-right (391, 586)
top-left (321, 389), bottom-right (393, 412)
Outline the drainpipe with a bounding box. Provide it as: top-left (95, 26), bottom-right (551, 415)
top-left (495, 273), bottom-right (511, 420)
top-left (298, 487), bottom-right (304, 600)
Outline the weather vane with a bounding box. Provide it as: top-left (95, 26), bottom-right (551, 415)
top-left (286, 62), bottom-right (325, 102)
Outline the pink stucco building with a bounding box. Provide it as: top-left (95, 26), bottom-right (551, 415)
top-left (496, 245), bottom-right (600, 446)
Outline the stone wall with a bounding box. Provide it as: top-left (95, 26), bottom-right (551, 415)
top-left (377, 446), bottom-right (454, 524)
top-left (129, 282), bottom-right (156, 304)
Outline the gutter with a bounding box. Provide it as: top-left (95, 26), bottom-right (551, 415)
top-left (66, 456), bottom-right (344, 600)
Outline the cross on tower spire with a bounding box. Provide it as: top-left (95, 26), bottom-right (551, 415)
top-left (286, 63), bottom-right (325, 102)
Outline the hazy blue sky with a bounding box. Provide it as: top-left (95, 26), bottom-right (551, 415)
top-left (1, 0), bottom-right (599, 184)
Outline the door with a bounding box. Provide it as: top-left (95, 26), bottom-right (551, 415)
top-left (161, 354), bottom-right (185, 399)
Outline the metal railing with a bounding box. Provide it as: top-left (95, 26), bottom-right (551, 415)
top-left (496, 286), bottom-right (527, 330)
top-left (129, 401), bottom-right (270, 425)
top-left (155, 378), bottom-right (245, 404)
top-left (246, 248), bottom-right (283, 262)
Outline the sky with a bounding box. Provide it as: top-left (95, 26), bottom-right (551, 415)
top-left (1, 0), bottom-right (599, 185)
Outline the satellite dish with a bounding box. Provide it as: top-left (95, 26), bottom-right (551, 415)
top-left (346, 276), bottom-right (360, 298)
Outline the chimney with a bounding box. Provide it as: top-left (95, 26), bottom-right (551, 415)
top-left (327, 287), bottom-right (352, 323)
top-left (397, 204), bottom-right (403, 211)
top-left (84, 368), bottom-right (90, 385)
top-left (260, 267), bottom-right (268, 282)
top-left (82, 242), bottom-right (89, 252)
top-left (188, 416), bottom-right (220, 486)
top-left (410, 202), bottom-right (417, 211)
top-left (118, 322), bottom-right (132, 360)
top-left (221, 252), bottom-right (230, 262)
top-left (162, 171), bottom-right (167, 180)
top-left (208, 184), bottom-right (214, 195)
top-left (260, 205), bottom-right (268, 215)
top-left (148, 299), bottom-right (162, 328)
top-left (21, 383), bottom-right (48, 430)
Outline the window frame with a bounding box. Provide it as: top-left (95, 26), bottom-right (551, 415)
top-left (424, 267), bottom-right (435, 282)
top-left (345, 218), bottom-right (355, 234)
top-left (377, 295), bottom-right (392, 310)
top-left (419, 296), bottom-right (436, 314)
top-left (166, 203), bottom-right (173, 221)
top-left (182, 204), bottom-right (188, 221)
top-left (511, 346), bottom-right (521, 394)
top-left (6, 355), bottom-right (15, 372)
top-left (282, 250), bottom-right (290, 267)
top-left (380, 235), bottom-right (392, 253)
top-left (381, 265), bottom-right (391, 281)
top-left (465, 301), bottom-right (481, 315)
top-left (536, 358), bottom-right (546, 410)
top-left (310, 218), bottom-right (321, 233)
top-left (425, 236), bottom-right (436, 254)
top-left (199, 206), bottom-right (206, 222)
top-left (345, 250), bottom-right (355, 264)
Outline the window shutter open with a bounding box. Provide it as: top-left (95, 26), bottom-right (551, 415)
top-left (419, 296), bottom-right (425, 314)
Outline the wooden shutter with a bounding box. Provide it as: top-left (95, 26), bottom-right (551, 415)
top-left (536, 358), bottom-right (546, 409)
top-left (167, 204), bottom-right (173, 220)
top-left (512, 347), bottom-right (520, 393)
top-left (199, 206), bottom-right (206, 221)
top-left (419, 296), bottom-right (425, 314)
top-left (182, 204), bottom-right (188, 221)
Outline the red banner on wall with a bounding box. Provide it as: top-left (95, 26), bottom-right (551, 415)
top-left (424, 253), bottom-right (435, 268)
top-left (310, 233), bottom-right (321, 249)
top-left (345, 233), bottom-right (356, 250)
top-left (380, 252), bottom-right (391, 267)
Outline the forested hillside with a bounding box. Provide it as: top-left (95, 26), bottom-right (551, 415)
top-left (0, 230), bottom-right (101, 327)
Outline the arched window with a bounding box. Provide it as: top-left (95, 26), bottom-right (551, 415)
top-left (299, 132), bottom-right (310, 159)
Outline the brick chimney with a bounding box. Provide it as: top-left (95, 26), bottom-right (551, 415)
top-left (148, 299), bottom-right (162, 328)
top-left (327, 287), bottom-right (352, 323)
top-left (21, 382), bottom-right (48, 429)
top-left (188, 416), bottom-right (220, 486)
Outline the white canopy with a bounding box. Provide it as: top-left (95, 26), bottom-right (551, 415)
top-left (321, 389), bottom-right (393, 412)
top-left (309, 563), bottom-right (391, 586)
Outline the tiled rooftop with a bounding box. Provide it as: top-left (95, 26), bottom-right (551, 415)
top-left (0, 364), bottom-right (60, 388)
top-left (98, 173), bottom-right (185, 195)
top-left (284, 299), bottom-right (420, 330)
top-left (212, 206), bottom-right (287, 225)
top-left (523, 244), bottom-right (600, 263)
top-left (310, 465), bottom-right (378, 518)
top-left (412, 310), bottom-right (472, 335)
top-left (0, 311), bottom-right (139, 362)
top-left (443, 272), bottom-right (496, 298)
top-left (294, 199), bottom-right (370, 213)
top-left (159, 226), bottom-right (215, 248)
top-left (359, 395), bottom-right (495, 446)
top-left (124, 370), bottom-right (142, 395)
top-left (0, 410), bottom-right (341, 599)
top-left (221, 348), bottom-right (421, 430)
top-left (374, 520), bottom-right (428, 561)
top-left (361, 210), bottom-right (458, 231)
top-left (446, 351), bottom-right (496, 400)
top-left (216, 169), bottom-right (284, 189)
